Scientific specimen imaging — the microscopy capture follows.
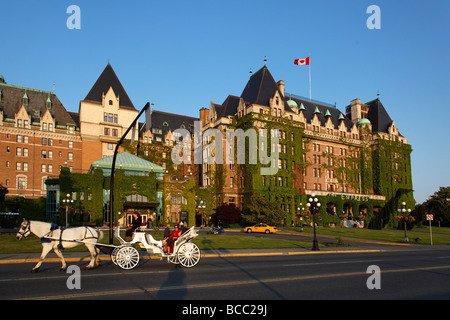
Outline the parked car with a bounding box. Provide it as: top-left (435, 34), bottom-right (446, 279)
top-left (244, 224), bottom-right (278, 234)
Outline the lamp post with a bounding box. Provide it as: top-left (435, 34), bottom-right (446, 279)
top-left (62, 193), bottom-right (73, 228)
top-left (398, 201), bottom-right (411, 243)
top-left (297, 203), bottom-right (304, 232)
top-left (307, 193), bottom-right (321, 251)
top-left (196, 198), bottom-right (206, 228)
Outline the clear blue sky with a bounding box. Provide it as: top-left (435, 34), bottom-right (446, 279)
top-left (1, 0), bottom-right (448, 204)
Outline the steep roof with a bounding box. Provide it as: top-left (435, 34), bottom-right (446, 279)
top-left (240, 66), bottom-right (290, 111)
top-left (84, 64), bottom-right (135, 110)
top-left (364, 98), bottom-right (399, 135)
top-left (142, 110), bottom-right (199, 138)
top-left (0, 82), bottom-right (77, 128)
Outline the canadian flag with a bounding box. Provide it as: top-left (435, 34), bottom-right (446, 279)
top-left (294, 57), bottom-right (310, 65)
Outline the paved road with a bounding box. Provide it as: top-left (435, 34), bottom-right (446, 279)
top-left (1, 244), bottom-right (449, 301)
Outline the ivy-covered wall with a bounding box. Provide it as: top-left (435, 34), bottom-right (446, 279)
top-left (49, 167), bottom-right (159, 226)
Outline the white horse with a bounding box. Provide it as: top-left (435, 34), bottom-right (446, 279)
top-left (16, 219), bottom-right (103, 272)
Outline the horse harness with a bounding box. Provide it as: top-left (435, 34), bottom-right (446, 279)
top-left (41, 225), bottom-right (100, 250)
top-left (17, 220), bottom-right (31, 239)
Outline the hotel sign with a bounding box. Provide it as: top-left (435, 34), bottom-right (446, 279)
top-left (327, 193), bottom-right (370, 202)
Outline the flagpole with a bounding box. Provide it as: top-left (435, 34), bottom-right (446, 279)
top-left (309, 56), bottom-right (311, 101)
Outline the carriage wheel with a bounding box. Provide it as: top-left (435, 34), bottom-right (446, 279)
top-left (167, 254), bottom-right (179, 264)
top-left (116, 246), bottom-right (140, 270)
top-left (110, 246), bottom-right (122, 265)
top-left (176, 242), bottom-right (200, 268)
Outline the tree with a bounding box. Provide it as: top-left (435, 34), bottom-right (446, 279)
top-left (0, 184), bottom-right (8, 202)
top-left (211, 204), bottom-right (242, 227)
top-left (425, 187), bottom-right (450, 227)
top-left (242, 194), bottom-right (285, 226)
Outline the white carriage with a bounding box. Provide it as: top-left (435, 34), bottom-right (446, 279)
top-left (107, 226), bottom-right (201, 270)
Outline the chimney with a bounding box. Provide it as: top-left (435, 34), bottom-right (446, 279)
top-left (277, 80), bottom-right (285, 97)
top-left (350, 98), bottom-right (362, 124)
top-left (199, 107), bottom-right (209, 126)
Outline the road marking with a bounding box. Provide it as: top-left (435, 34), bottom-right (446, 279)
top-left (16, 265), bottom-right (450, 300)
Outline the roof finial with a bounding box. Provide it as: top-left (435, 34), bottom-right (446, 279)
top-left (377, 91), bottom-right (380, 99)
top-left (53, 82), bottom-right (55, 94)
top-left (249, 68), bottom-right (252, 75)
top-left (264, 56), bottom-right (267, 66)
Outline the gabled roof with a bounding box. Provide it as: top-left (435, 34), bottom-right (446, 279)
top-left (0, 82), bottom-right (77, 128)
top-left (84, 64), bottom-right (135, 110)
top-left (240, 66), bottom-right (290, 111)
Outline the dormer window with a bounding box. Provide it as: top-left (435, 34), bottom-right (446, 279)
top-left (109, 100), bottom-right (113, 105)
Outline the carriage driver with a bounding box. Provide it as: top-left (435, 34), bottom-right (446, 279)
top-left (125, 211), bottom-right (142, 239)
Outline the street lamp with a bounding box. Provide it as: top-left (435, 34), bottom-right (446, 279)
top-left (297, 203), bottom-right (305, 232)
top-left (398, 201), bottom-right (411, 243)
top-left (196, 199), bottom-right (206, 228)
top-left (307, 193), bottom-right (321, 251)
top-left (62, 193), bottom-right (74, 228)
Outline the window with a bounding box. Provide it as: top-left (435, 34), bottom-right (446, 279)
top-left (41, 150), bottom-right (47, 159)
top-left (114, 114), bottom-right (118, 123)
top-left (17, 176), bottom-right (26, 189)
top-left (41, 164), bottom-right (46, 173)
top-left (109, 100), bottom-right (113, 105)
top-left (23, 163), bottom-right (28, 171)
top-left (17, 135), bottom-right (22, 143)
top-left (24, 136), bottom-right (28, 144)
top-left (108, 113), bottom-right (113, 122)
top-left (68, 141), bottom-right (73, 148)
top-left (16, 148), bottom-right (22, 156)
top-left (42, 138), bottom-right (47, 145)
top-left (104, 128), bottom-right (110, 136)
top-left (112, 129), bottom-right (118, 137)
top-left (23, 148), bottom-right (28, 157)
top-left (104, 112), bottom-right (108, 122)
top-left (16, 162), bottom-right (22, 171)
top-left (68, 153), bottom-right (73, 161)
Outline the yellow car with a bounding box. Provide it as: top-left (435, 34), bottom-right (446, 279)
top-left (244, 224), bottom-right (278, 234)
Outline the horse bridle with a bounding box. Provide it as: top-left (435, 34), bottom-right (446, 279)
top-left (17, 220), bottom-right (31, 239)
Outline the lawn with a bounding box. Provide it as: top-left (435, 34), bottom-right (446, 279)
top-left (288, 226), bottom-right (450, 245)
top-left (0, 232), bottom-right (316, 254)
top-left (2, 226), bottom-right (448, 254)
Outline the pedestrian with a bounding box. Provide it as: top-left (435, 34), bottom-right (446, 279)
top-left (180, 221), bottom-right (188, 234)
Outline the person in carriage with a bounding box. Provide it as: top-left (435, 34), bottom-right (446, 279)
top-left (163, 223), bottom-right (181, 254)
